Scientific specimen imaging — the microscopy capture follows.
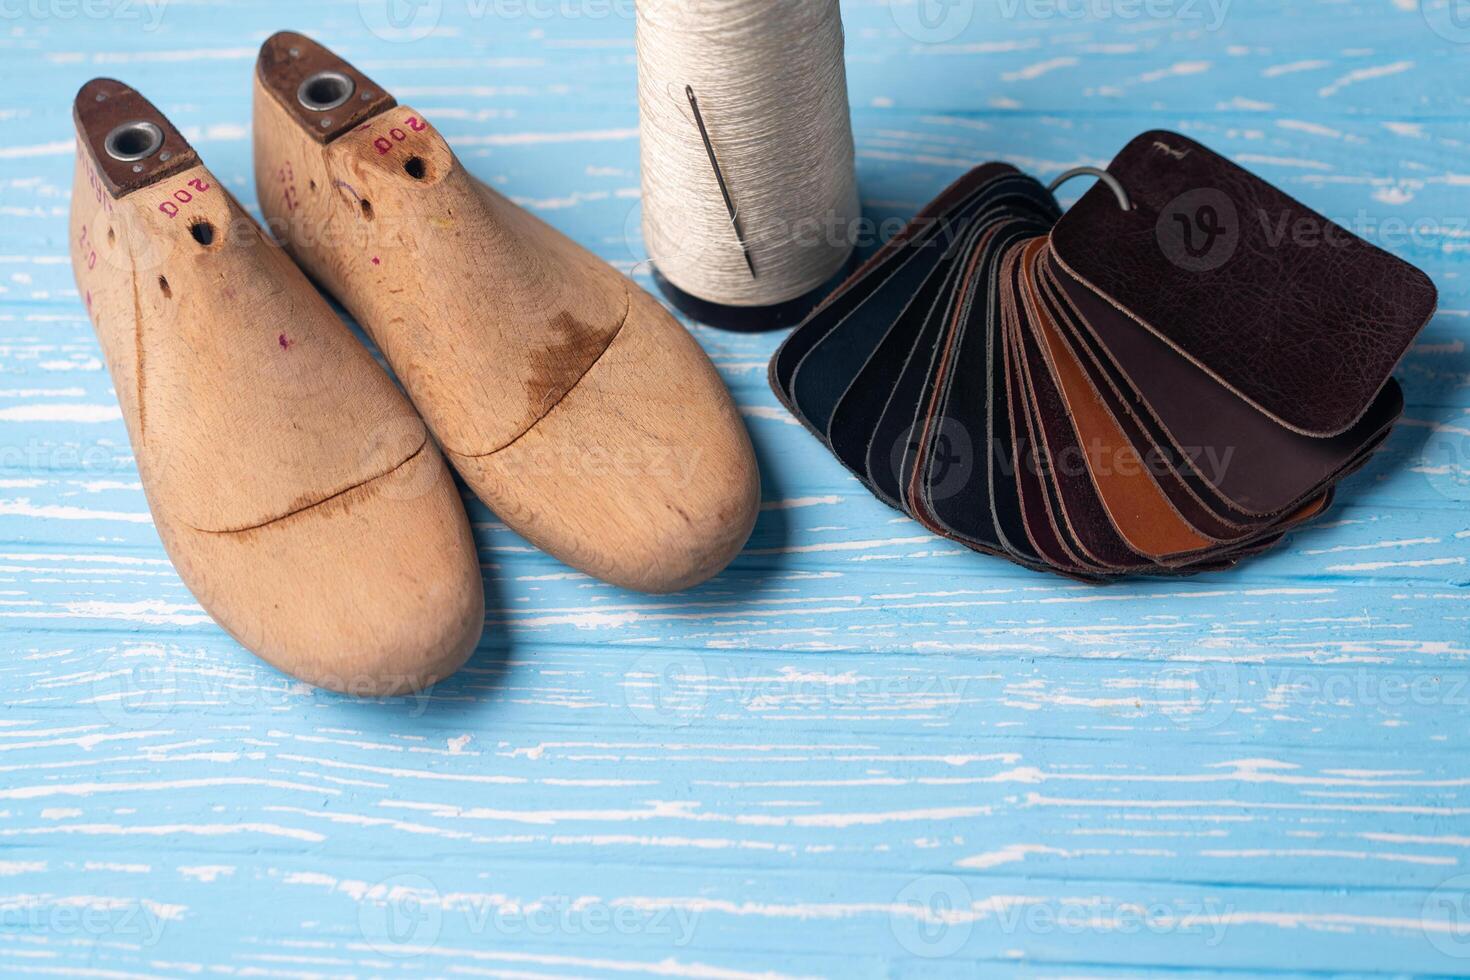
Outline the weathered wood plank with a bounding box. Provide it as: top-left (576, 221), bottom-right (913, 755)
top-left (1, 0), bottom-right (1468, 976)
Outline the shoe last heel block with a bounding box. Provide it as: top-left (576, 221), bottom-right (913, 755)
top-left (251, 32), bottom-right (761, 594)
top-left (69, 79), bottom-right (484, 695)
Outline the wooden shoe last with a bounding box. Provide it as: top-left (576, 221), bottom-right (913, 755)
top-left (70, 79), bottom-right (484, 694)
top-left (251, 32), bottom-right (760, 593)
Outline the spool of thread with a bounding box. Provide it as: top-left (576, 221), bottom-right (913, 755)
top-left (636, 0), bottom-right (860, 331)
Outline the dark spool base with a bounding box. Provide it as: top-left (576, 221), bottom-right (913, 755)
top-left (652, 258), bottom-right (854, 333)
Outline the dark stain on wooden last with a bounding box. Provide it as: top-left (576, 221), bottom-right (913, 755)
top-left (523, 309), bottom-right (620, 417)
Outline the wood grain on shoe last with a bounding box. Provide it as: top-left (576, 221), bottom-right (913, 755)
top-left (251, 32), bottom-right (759, 593)
top-left (70, 79), bottom-right (484, 695)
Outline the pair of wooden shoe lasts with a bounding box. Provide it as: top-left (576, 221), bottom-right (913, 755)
top-left (69, 32), bottom-right (760, 695)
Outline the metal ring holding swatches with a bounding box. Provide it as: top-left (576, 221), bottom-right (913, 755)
top-left (1047, 166), bottom-right (1132, 211)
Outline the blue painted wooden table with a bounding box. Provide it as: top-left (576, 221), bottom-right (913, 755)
top-left (2, 0), bottom-right (1469, 976)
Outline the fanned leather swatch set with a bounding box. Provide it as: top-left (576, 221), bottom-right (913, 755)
top-left (770, 131), bottom-right (1438, 579)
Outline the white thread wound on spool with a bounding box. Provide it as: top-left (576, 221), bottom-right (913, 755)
top-left (636, 0), bottom-right (860, 309)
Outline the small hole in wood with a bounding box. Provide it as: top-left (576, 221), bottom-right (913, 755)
top-left (158, 275), bottom-right (171, 298)
top-left (297, 71), bottom-right (354, 112)
top-left (104, 120), bottom-right (163, 162)
top-left (404, 156), bottom-right (427, 180)
top-left (360, 199), bottom-right (374, 220)
top-left (107, 228), bottom-right (116, 246)
top-left (309, 179), bottom-right (317, 191)
top-left (190, 220), bottom-right (215, 246)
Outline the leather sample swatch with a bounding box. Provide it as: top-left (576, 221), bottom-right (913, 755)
top-left (1050, 131), bottom-right (1436, 437)
top-left (769, 132), bottom-right (1436, 578)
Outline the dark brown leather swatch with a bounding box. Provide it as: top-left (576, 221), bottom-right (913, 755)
top-left (1046, 248), bottom-right (1404, 518)
top-left (1050, 130), bottom-right (1436, 437)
